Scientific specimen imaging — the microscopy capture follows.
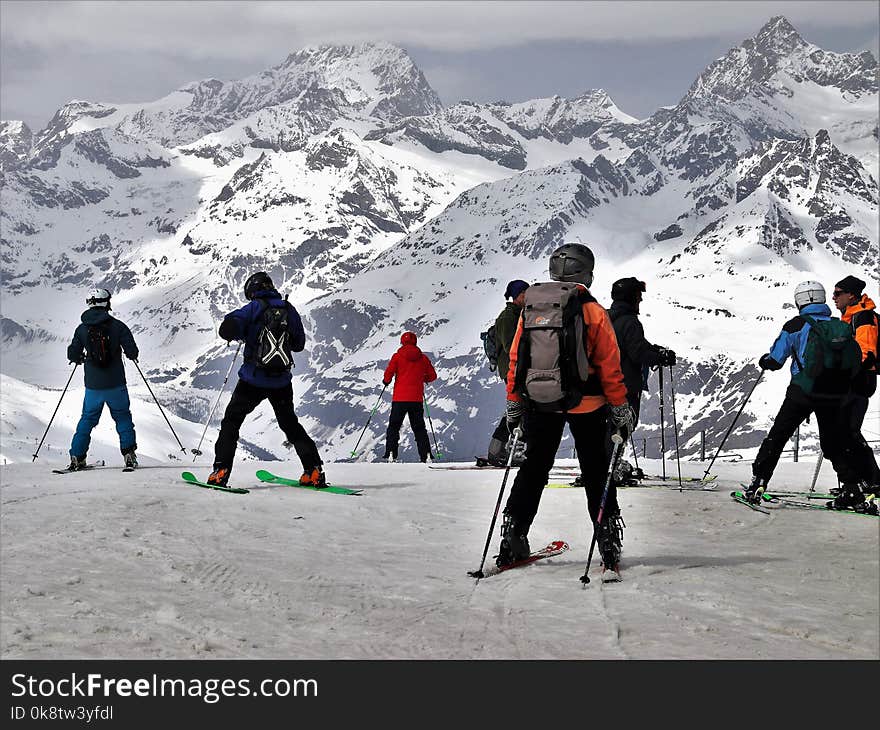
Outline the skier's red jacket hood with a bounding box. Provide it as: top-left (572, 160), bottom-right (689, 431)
top-left (383, 332), bottom-right (438, 402)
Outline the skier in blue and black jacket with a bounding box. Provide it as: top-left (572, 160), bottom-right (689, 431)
top-left (207, 271), bottom-right (325, 488)
top-left (744, 280), bottom-right (873, 513)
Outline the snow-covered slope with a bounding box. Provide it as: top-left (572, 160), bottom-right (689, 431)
top-left (1, 459), bottom-right (877, 659)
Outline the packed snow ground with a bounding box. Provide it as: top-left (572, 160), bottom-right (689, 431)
top-left (1, 456), bottom-right (877, 660)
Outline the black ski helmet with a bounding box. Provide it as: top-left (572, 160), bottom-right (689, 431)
top-left (549, 243), bottom-right (595, 286)
top-left (243, 271), bottom-right (273, 300)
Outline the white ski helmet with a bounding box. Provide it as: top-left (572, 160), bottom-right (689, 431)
top-left (793, 281), bottom-right (825, 309)
top-left (86, 288), bottom-right (111, 309)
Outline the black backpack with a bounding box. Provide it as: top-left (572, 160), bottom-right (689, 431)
top-left (252, 299), bottom-right (293, 374)
top-left (512, 281), bottom-right (597, 411)
top-left (480, 324), bottom-right (499, 373)
top-left (86, 324), bottom-right (113, 368)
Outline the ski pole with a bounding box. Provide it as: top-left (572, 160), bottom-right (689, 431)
top-left (32, 364), bottom-right (78, 462)
top-left (630, 435), bottom-right (640, 474)
top-left (132, 360), bottom-right (187, 454)
top-left (658, 366), bottom-right (666, 480)
top-left (580, 431), bottom-right (624, 584)
top-left (668, 365), bottom-right (683, 490)
top-left (469, 426), bottom-right (523, 580)
top-left (702, 370), bottom-right (764, 481)
top-left (809, 451), bottom-right (824, 494)
top-left (191, 342), bottom-right (241, 460)
top-left (350, 383), bottom-right (388, 458)
top-left (424, 397), bottom-right (442, 458)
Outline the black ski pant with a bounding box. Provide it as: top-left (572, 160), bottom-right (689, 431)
top-left (505, 407), bottom-right (612, 531)
top-left (214, 379), bottom-right (321, 472)
top-left (844, 376), bottom-right (879, 484)
top-left (384, 401), bottom-right (432, 461)
top-left (752, 384), bottom-right (863, 485)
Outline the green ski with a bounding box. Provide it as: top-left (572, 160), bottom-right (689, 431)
top-left (255, 469), bottom-right (363, 495)
top-left (759, 491), bottom-right (878, 518)
top-left (730, 490), bottom-right (770, 514)
top-left (181, 471), bottom-right (249, 494)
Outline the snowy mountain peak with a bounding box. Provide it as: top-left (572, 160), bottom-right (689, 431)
top-left (689, 16), bottom-right (878, 103)
top-left (752, 15), bottom-right (807, 56)
top-left (0, 120), bottom-right (33, 171)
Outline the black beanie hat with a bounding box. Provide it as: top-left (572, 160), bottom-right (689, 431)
top-left (835, 275), bottom-right (866, 297)
top-left (611, 277), bottom-right (646, 304)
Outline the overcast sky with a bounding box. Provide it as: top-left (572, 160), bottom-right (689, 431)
top-left (2, 1), bottom-right (878, 129)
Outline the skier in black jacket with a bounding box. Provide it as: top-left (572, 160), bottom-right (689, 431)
top-left (207, 272), bottom-right (325, 488)
top-left (608, 277), bottom-right (676, 425)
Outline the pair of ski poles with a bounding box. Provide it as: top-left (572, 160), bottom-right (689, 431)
top-left (467, 425), bottom-right (628, 583)
top-left (32, 358), bottom-right (189, 462)
top-left (656, 364), bottom-right (685, 490)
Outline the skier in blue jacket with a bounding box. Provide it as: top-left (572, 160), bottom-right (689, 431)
top-left (744, 281), bottom-right (873, 513)
top-left (207, 272), bottom-right (326, 488)
top-left (66, 288), bottom-right (139, 470)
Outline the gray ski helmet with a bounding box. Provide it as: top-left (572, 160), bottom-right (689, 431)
top-left (243, 271), bottom-right (273, 300)
top-left (549, 243), bottom-right (595, 286)
top-left (86, 287), bottom-right (111, 309)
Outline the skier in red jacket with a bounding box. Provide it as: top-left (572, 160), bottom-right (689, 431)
top-left (382, 331), bottom-right (438, 462)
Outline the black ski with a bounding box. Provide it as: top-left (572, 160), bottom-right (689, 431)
top-left (52, 460), bottom-right (106, 474)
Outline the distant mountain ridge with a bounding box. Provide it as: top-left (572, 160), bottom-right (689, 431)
top-left (0, 16), bottom-right (876, 464)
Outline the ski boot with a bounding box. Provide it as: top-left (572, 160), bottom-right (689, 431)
top-left (299, 466), bottom-right (327, 488)
top-left (123, 448), bottom-right (138, 470)
top-left (597, 511), bottom-right (625, 573)
top-left (496, 512), bottom-right (531, 567)
top-left (570, 474), bottom-right (584, 488)
top-left (827, 483), bottom-right (868, 511)
top-left (207, 464), bottom-right (231, 487)
top-left (854, 495), bottom-right (878, 516)
top-left (743, 476), bottom-right (768, 504)
top-left (67, 454), bottom-right (88, 471)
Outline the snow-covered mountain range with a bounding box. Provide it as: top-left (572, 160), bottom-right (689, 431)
top-left (1, 18), bottom-right (877, 465)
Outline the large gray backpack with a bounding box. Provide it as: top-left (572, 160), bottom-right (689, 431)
top-left (512, 281), bottom-right (594, 411)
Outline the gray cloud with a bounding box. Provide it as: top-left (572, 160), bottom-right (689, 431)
top-left (2, 1), bottom-right (876, 56)
top-left (2, 1), bottom-right (877, 128)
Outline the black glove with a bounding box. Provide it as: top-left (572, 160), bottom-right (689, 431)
top-left (657, 347), bottom-right (677, 366)
top-left (506, 400), bottom-right (524, 430)
top-left (608, 402), bottom-right (635, 440)
top-left (218, 318), bottom-right (237, 342)
top-left (863, 352), bottom-right (876, 371)
top-left (758, 354), bottom-right (782, 371)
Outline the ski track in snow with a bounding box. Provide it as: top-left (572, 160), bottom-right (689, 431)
top-left (1, 458), bottom-right (877, 660)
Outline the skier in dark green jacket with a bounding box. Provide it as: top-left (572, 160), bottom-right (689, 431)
top-left (481, 280), bottom-right (529, 466)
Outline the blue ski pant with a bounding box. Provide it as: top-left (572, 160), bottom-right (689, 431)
top-left (70, 385), bottom-right (137, 458)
